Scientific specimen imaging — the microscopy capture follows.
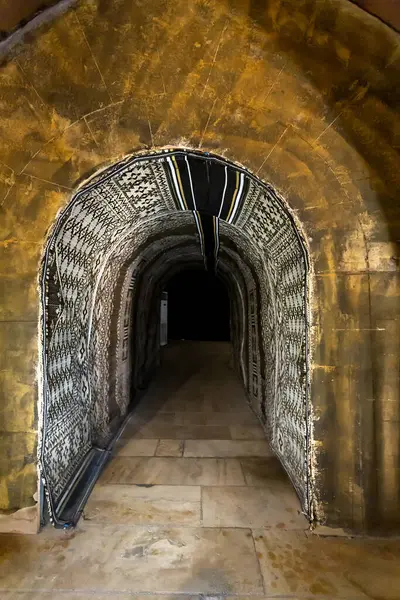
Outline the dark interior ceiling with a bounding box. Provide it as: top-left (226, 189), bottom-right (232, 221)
top-left (0, 0), bottom-right (398, 39)
top-left (351, 0), bottom-right (400, 31)
top-left (0, 1), bottom-right (57, 35)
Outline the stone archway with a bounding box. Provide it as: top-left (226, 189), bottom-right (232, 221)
top-left (39, 148), bottom-right (311, 525)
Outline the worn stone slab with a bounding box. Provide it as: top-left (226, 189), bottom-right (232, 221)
top-left (186, 396), bottom-right (251, 413)
top-left (240, 458), bottom-right (291, 487)
top-left (0, 525), bottom-right (264, 594)
top-left (209, 398), bottom-right (253, 413)
top-left (184, 440), bottom-right (273, 458)
top-left (230, 425), bottom-right (267, 439)
top-left (133, 390), bottom-right (251, 415)
top-left (253, 529), bottom-right (373, 598)
top-left (312, 534), bottom-right (400, 600)
top-left (0, 594), bottom-right (378, 600)
top-left (202, 486), bottom-right (306, 529)
top-left (114, 438), bottom-right (158, 457)
top-left (135, 398), bottom-right (188, 413)
top-left (183, 411), bottom-right (257, 426)
top-left (84, 484), bottom-right (201, 526)
top-left (121, 424), bottom-right (232, 440)
top-left (98, 457), bottom-right (246, 486)
top-left (1, 595), bottom-right (141, 600)
top-left (0, 505), bottom-right (38, 534)
top-left (2, 596), bottom-right (331, 600)
top-left (1, 596), bottom-right (202, 600)
top-left (129, 412), bottom-right (186, 426)
top-left (156, 439), bottom-right (184, 457)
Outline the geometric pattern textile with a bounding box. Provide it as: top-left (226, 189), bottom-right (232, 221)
top-left (39, 149), bottom-right (310, 523)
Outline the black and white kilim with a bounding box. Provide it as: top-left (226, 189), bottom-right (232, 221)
top-left (40, 149), bottom-right (310, 522)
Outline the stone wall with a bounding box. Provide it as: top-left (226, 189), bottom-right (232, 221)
top-left (0, 0), bottom-right (399, 532)
top-left (351, 0), bottom-right (400, 31)
top-left (0, 1), bottom-right (57, 36)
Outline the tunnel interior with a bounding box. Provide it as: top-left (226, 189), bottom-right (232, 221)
top-left (165, 268), bottom-right (230, 342)
top-left (39, 149), bottom-right (309, 527)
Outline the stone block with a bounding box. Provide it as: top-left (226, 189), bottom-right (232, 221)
top-left (313, 272), bottom-right (371, 333)
top-left (0, 523), bottom-right (264, 594)
top-left (0, 322), bottom-right (37, 433)
top-left (370, 272), bottom-right (400, 321)
top-left (0, 176), bottom-right (68, 243)
top-left (0, 432), bottom-right (37, 510)
top-left (0, 62), bottom-right (56, 173)
top-left (98, 457), bottom-right (245, 486)
top-left (202, 485), bottom-right (305, 529)
top-left (253, 528), bottom-right (373, 597)
top-left (114, 438), bottom-right (158, 457)
top-left (0, 504), bottom-right (38, 534)
top-left (183, 439), bottom-right (272, 458)
top-left (84, 484), bottom-right (201, 526)
top-left (155, 439), bottom-right (184, 457)
top-left (16, 10), bottom-right (111, 123)
top-left (23, 118), bottom-right (103, 188)
top-left (0, 242), bottom-right (42, 320)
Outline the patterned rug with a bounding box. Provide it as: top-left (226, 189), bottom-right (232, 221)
top-left (39, 149), bottom-right (310, 524)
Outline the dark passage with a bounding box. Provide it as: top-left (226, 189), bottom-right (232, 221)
top-left (165, 268), bottom-right (230, 341)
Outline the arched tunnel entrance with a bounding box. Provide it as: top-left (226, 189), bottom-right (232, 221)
top-left (39, 148), bottom-right (310, 527)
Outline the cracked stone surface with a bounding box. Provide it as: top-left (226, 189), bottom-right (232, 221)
top-left (1, 343), bottom-right (399, 599)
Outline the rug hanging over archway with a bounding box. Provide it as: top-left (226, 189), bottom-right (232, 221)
top-left (39, 149), bottom-right (310, 525)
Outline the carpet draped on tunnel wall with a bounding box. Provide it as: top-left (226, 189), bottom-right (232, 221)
top-left (40, 149), bottom-right (309, 523)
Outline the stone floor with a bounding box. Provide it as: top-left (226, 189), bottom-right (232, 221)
top-left (1, 342), bottom-right (400, 599)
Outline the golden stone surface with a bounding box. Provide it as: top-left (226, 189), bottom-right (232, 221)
top-left (0, 0), bottom-right (398, 532)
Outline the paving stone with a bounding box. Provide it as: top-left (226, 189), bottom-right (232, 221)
top-left (135, 399), bottom-right (188, 413)
top-left (156, 439), bottom-right (184, 457)
top-left (184, 440), bottom-right (273, 458)
top-left (240, 457), bottom-right (293, 487)
top-left (312, 534), bottom-right (400, 600)
top-left (230, 425), bottom-right (266, 439)
top-left (129, 412), bottom-right (186, 426)
top-left (210, 398), bottom-right (253, 412)
top-left (84, 484), bottom-right (201, 525)
top-left (202, 486), bottom-right (306, 529)
top-left (121, 424), bottom-right (232, 440)
top-left (0, 595), bottom-right (140, 600)
top-left (114, 438), bottom-right (158, 457)
top-left (1, 595), bottom-right (197, 600)
top-left (0, 525), bottom-right (264, 594)
top-left (98, 457), bottom-right (246, 486)
top-left (183, 411), bottom-right (257, 426)
top-left (253, 529), bottom-right (373, 598)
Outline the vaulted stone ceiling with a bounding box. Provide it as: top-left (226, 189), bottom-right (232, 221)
top-left (1, 0), bottom-right (399, 36)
